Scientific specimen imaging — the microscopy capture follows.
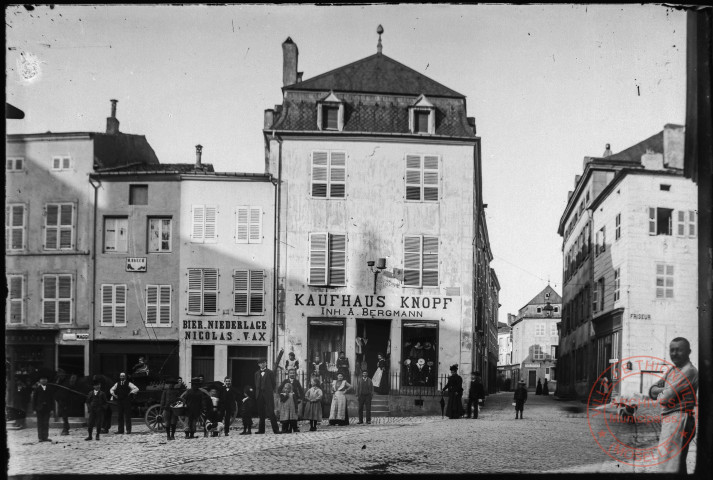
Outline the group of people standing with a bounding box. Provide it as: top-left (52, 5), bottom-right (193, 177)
top-left (441, 364), bottom-right (486, 419)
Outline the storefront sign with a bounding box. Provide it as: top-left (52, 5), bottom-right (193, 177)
top-left (293, 293), bottom-right (455, 318)
top-left (126, 257), bottom-right (147, 272)
top-left (524, 363), bottom-right (540, 368)
top-left (62, 333), bottom-right (89, 341)
top-left (182, 319), bottom-right (271, 343)
top-left (629, 313), bottom-right (651, 320)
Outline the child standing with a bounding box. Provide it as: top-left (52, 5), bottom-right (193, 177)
top-left (303, 376), bottom-right (323, 431)
top-left (239, 386), bottom-right (256, 435)
top-left (285, 352), bottom-right (300, 373)
top-left (279, 383), bottom-right (298, 433)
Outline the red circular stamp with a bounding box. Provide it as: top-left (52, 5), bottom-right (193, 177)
top-left (586, 355), bottom-right (697, 468)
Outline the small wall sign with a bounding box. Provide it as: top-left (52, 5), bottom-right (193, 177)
top-left (126, 257), bottom-right (147, 272)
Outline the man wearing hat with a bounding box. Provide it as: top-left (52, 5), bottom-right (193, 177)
top-left (514, 379), bottom-right (528, 419)
top-left (85, 378), bottom-right (108, 441)
top-left (109, 372), bottom-right (139, 434)
top-left (181, 377), bottom-right (209, 438)
top-left (160, 377), bottom-right (182, 440)
top-left (31, 374), bottom-right (54, 442)
top-left (356, 369), bottom-right (374, 424)
top-left (254, 358), bottom-right (280, 434)
top-left (221, 377), bottom-right (240, 436)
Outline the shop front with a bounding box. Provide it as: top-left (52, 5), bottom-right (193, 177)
top-left (91, 340), bottom-right (179, 380)
top-left (6, 330), bottom-right (57, 414)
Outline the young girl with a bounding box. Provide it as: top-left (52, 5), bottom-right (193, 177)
top-left (303, 376), bottom-right (323, 431)
top-left (279, 383), bottom-right (298, 433)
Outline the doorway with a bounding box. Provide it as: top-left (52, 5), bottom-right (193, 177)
top-left (528, 370), bottom-right (537, 388)
top-left (356, 319), bottom-right (391, 377)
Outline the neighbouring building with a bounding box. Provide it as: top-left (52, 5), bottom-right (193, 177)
top-left (486, 267), bottom-right (500, 393)
top-left (509, 285), bottom-right (562, 390)
top-left (6, 100), bottom-right (158, 406)
top-left (497, 320), bottom-right (514, 390)
top-left (264, 33), bottom-right (492, 414)
top-left (557, 124), bottom-right (698, 398)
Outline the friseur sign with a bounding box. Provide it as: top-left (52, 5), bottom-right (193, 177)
top-left (293, 293), bottom-right (456, 319)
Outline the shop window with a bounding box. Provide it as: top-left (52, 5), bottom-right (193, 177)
top-left (104, 217), bottom-right (128, 253)
top-left (233, 269), bottom-right (264, 315)
top-left (405, 154), bottom-right (439, 202)
top-left (308, 233), bottom-right (346, 286)
top-left (146, 285), bottom-right (171, 326)
top-left (649, 207), bottom-right (673, 235)
top-left (6, 204), bottom-right (26, 251)
top-left (42, 274), bottom-right (73, 324)
top-left (191, 205), bottom-right (218, 243)
top-left (44, 203), bottom-right (75, 250)
top-left (191, 345), bottom-right (215, 383)
top-left (308, 318), bottom-right (345, 382)
top-left (401, 320), bottom-right (438, 387)
top-left (6, 274), bottom-right (24, 324)
top-left (100, 284), bottom-right (127, 326)
top-left (6, 157), bottom-right (24, 172)
top-left (129, 185), bottom-right (148, 205)
top-left (403, 235), bottom-right (439, 288)
top-left (187, 268), bottom-right (219, 315)
top-left (311, 151), bottom-right (346, 198)
top-left (148, 217), bottom-right (172, 252)
top-left (655, 263), bottom-right (674, 299)
top-left (236, 206), bottom-right (262, 244)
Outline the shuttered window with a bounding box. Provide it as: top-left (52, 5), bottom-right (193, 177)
top-left (236, 206), bottom-right (262, 244)
top-left (187, 268), bottom-right (219, 315)
top-left (45, 203), bottom-right (75, 250)
top-left (233, 270), bottom-right (265, 315)
top-left (43, 274), bottom-right (73, 324)
top-left (405, 154), bottom-right (439, 202)
top-left (308, 233), bottom-right (347, 286)
top-left (6, 275), bottom-right (24, 324)
top-left (103, 217), bottom-right (128, 253)
top-left (311, 151), bottom-right (346, 198)
top-left (100, 284), bottom-right (127, 326)
top-left (146, 285), bottom-right (171, 325)
top-left (191, 205), bottom-right (217, 243)
top-left (5, 204), bottom-right (26, 251)
top-left (403, 235), bottom-right (439, 288)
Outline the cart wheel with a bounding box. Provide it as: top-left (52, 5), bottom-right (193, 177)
top-left (145, 404), bottom-right (165, 432)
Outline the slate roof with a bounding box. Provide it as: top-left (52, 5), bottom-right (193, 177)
top-left (522, 285), bottom-right (562, 308)
top-left (607, 131), bottom-right (663, 162)
top-left (96, 162), bottom-right (214, 173)
top-left (284, 53), bottom-right (464, 98)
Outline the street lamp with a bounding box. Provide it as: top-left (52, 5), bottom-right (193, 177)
top-left (367, 258), bottom-right (386, 294)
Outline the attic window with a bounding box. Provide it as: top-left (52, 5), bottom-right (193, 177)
top-left (317, 91), bottom-right (345, 132)
top-left (409, 95), bottom-right (436, 134)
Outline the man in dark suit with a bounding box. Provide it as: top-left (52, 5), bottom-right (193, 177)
top-left (254, 358), bottom-right (280, 434)
top-left (221, 377), bottom-right (239, 436)
top-left (466, 373), bottom-right (486, 419)
top-left (85, 378), bottom-right (108, 440)
top-left (356, 370), bottom-right (374, 424)
top-left (32, 374), bottom-right (54, 443)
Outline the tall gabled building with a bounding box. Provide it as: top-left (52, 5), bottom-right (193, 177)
top-left (264, 34), bottom-right (491, 413)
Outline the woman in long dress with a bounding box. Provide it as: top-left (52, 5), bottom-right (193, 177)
top-left (303, 376), bottom-right (323, 431)
top-left (442, 364), bottom-right (464, 419)
top-left (328, 373), bottom-right (351, 426)
top-left (372, 353), bottom-right (389, 394)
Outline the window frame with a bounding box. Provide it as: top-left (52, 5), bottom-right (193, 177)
top-left (649, 207), bottom-right (673, 236)
top-left (6, 203), bottom-right (26, 251)
top-left (535, 323), bottom-right (545, 336)
top-left (146, 284), bottom-right (172, 326)
top-left (148, 217), bottom-right (172, 253)
top-left (190, 205), bottom-right (218, 243)
top-left (615, 213), bottom-right (621, 240)
top-left (42, 274), bottom-right (73, 324)
top-left (405, 154), bottom-right (440, 203)
top-left (51, 155), bottom-right (72, 171)
top-left (6, 157), bottom-right (24, 172)
top-left (408, 95), bottom-right (436, 134)
top-left (233, 269), bottom-right (265, 316)
top-left (6, 274), bottom-right (25, 324)
top-left (613, 267), bottom-right (621, 302)
top-left (236, 206), bottom-right (262, 244)
top-left (307, 232), bottom-right (347, 287)
top-left (655, 263), bottom-right (674, 299)
top-left (403, 235), bottom-right (439, 288)
top-left (310, 150), bottom-right (346, 199)
top-left (103, 216), bottom-right (129, 253)
top-left (44, 203), bottom-right (75, 251)
top-left (100, 284), bottom-right (128, 326)
top-left (187, 268), bottom-right (219, 315)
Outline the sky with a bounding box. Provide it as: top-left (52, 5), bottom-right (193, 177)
top-left (5, 4), bottom-right (687, 324)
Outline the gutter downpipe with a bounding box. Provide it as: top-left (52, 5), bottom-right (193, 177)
top-left (271, 132), bottom-right (283, 368)
top-left (88, 175), bottom-right (102, 377)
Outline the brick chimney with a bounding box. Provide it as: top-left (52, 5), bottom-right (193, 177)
top-left (106, 99), bottom-right (120, 134)
top-left (282, 37), bottom-right (299, 87)
top-left (195, 144), bottom-right (203, 168)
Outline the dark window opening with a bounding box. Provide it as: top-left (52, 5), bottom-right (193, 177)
top-left (656, 208), bottom-right (673, 235)
top-left (129, 185), bottom-right (148, 205)
top-left (414, 111), bottom-right (430, 133)
top-left (660, 184), bottom-right (671, 191)
top-left (322, 106), bottom-right (339, 130)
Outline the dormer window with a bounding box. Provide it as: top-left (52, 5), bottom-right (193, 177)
top-left (409, 94), bottom-right (436, 134)
top-left (317, 91), bottom-right (344, 131)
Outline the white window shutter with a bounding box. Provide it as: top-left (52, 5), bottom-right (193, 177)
top-left (204, 206), bottom-right (217, 242)
top-left (405, 155), bottom-right (422, 201)
top-left (329, 234), bottom-right (346, 286)
top-left (249, 207), bottom-right (262, 243)
top-left (422, 236), bottom-right (439, 286)
top-left (192, 206), bottom-right (204, 242)
top-left (159, 286), bottom-right (171, 325)
top-left (648, 207), bottom-right (656, 235)
top-left (43, 275), bottom-right (57, 323)
top-left (337, 104), bottom-right (345, 131)
top-left (250, 270), bottom-right (265, 314)
top-left (329, 152), bottom-right (346, 198)
top-left (115, 285), bottom-right (126, 325)
top-left (311, 152), bottom-right (329, 198)
top-left (146, 285), bottom-right (158, 325)
top-left (403, 236), bottom-right (422, 287)
top-left (236, 207), bottom-right (249, 243)
top-left (187, 269), bottom-right (203, 314)
top-left (309, 233), bottom-right (328, 285)
top-left (101, 285), bottom-right (113, 325)
top-left (203, 268), bottom-right (218, 313)
top-left (234, 270), bottom-right (249, 314)
top-left (423, 156), bottom-right (439, 202)
top-left (428, 109), bottom-right (436, 133)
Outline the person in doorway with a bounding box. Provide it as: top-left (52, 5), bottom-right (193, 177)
top-left (181, 377), bottom-right (209, 439)
top-left (278, 383), bottom-right (298, 433)
top-left (514, 380), bottom-right (528, 419)
top-left (278, 368), bottom-right (303, 431)
top-left (131, 356), bottom-right (149, 377)
top-left (467, 374), bottom-right (486, 419)
top-left (336, 351), bottom-right (350, 380)
top-left (285, 352), bottom-right (300, 373)
top-left (254, 358), bottom-right (280, 434)
top-left (110, 372), bottom-right (139, 434)
top-left (356, 369), bottom-right (374, 424)
top-left (535, 378), bottom-right (543, 395)
top-left (329, 372), bottom-right (352, 426)
top-left (221, 377), bottom-right (239, 436)
top-left (442, 364), bottom-right (464, 419)
top-left (311, 355), bottom-right (328, 385)
top-left (542, 378), bottom-right (550, 396)
top-left (372, 353), bottom-right (389, 394)
top-left (160, 377), bottom-right (181, 440)
top-left (85, 378), bottom-right (107, 441)
top-left (239, 386), bottom-right (256, 435)
top-left (649, 337), bottom-right (699, 474)
top-left (303, 376), bottom-right (323, 431)
top-left (32, 374), bottom-right (54, 442)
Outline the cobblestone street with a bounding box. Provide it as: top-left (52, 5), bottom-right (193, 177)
top-left (6, 392), bottom-right (697, 475)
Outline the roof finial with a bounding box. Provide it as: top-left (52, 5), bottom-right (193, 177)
top-left (377, 25), bottom-right (384, 54)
